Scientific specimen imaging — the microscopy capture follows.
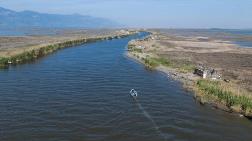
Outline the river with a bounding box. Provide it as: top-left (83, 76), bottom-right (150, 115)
top-left (0, 32), bottom-right (252, 141)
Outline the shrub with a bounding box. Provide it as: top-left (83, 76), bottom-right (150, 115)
top-left (196, 79), bottom-right (252, 111)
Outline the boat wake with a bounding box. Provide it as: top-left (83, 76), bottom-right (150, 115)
top-left (131, 90), bottom-right (167, 140)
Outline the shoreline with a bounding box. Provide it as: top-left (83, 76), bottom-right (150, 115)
top-left (0, 31), bottom-right (137, 69)
top-left (127, 52), bottom-right (252, 118)
top-left (126, 33), bottom-right (252, 119)
top-left (126, 52), bottom-right (196, 89)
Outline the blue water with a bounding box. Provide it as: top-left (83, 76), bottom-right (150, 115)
top-left (1, 27), bottom-right (252, 48)
top-left (219, 29), bottom-right (252, 36)
top-left (234, 40), bottom-right (252, 48)
top-left (0, 32), bottom-right (252, 141)
top-left (0, 27), bottom-right (60, 36)
top-left (159, 28), bottom-right (252, 48)
top-left (221, 29), bottom-right (252, 47)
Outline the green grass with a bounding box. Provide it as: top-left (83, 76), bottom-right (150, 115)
top-left (197, 79), bottom-right (252, 112)
top-left (142, 56), bottom-right (194, 73)
top-left (152, 57), bottom-right (171, 67)
top-left (177, 63), bottom-right (195, 73)
top-left (128, 44), bottom-right (142, 53)
top-left (0, 57), bottom-right (8, 68)
top-left (143, 57), bottom-right (171, 69)
top-left (143, 57), bottom-right (159, 68)
top-left (0, 57), bottom-right (8, 64)
top-left (132, 48), bottom-right (143, 53)
top-left (0, 36), bottom-right (113, 68)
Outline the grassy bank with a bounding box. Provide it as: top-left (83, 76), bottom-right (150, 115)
top-left (128, 38), bottom-right (252, 118)
top-left (142, 56), bottom-right (195, 73)
top-left (128, 43), bottom-right (195, 73)
top-left (0, 38), bottom-right (93, 68)
top-left (0, 34), bottom-right (131, 69)
top-left (128, 44), bottom-right (143, 53)
top-left (196, 79), bottom-right (252, 116)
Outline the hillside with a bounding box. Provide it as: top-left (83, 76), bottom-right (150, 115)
top-left (0, 7), bottom-right (119, 28)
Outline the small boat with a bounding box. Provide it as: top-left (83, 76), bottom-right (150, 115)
top-left (130, 89), bottom-right (138, 99)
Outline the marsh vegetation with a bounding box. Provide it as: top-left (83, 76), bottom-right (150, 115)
top-left (196, 79), bottom-right (252, 116)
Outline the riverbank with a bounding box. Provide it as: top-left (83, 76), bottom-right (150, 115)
top-left (2, 31), bottom-right (252, 141)
top-left (0, 29), bottom-right (138, 68)
top-left (127, 30), bottom-right (252, 118)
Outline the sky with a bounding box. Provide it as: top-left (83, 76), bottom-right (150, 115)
top-left (0, 0), bottom-right (252, 29)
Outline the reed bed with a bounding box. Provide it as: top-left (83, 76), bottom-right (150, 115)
top-left (0, 35), bottom-right (126, 69)
top-left (142, 56), bottom-right (194, 73)
top-left (196, 79), bottom-right (252, 114)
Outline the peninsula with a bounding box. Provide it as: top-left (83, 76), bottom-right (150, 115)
top-left (128, 29), bottom-right (252, 118)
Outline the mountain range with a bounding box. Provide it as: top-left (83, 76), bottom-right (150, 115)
top-left (0, 7), bottom-right (119, 28)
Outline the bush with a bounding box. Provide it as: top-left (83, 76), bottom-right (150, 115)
top-left (0, 57), bottom-right (8, 64)
top-left (197, 79), bottom-right (252, 111)
top-left (144, 57), bottom-right (159, 68)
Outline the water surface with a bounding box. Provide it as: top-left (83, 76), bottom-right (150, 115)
top-left (0, 27), bottom-right (59, 36)
top-left (158, 29), bottom-right (252, 48)
top-left (1, 32), bottom-right (252, 141)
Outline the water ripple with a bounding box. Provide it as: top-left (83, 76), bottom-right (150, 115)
top-left (1, 32), bottom-right (252, 141)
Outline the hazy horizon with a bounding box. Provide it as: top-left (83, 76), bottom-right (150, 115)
top-left (0, 0), bottom-right (252, 29)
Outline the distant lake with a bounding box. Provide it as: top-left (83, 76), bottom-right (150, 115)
top-left (1, 27), bottom-right (252, 48)
top-left (221, 29), bottom-right (252, 36)
top-left (159, 28), bottom-right (252, 48)
top-left (1, 32), bottom-right (252, 141)
top-left (215, 29), bottom-right (252, 48)
top-left (0, 27), bottom-right (62, 36)
top-left (233, 40), bottom-right (252, 48)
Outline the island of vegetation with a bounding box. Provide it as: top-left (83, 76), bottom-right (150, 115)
top-left (127, 29), bottom-right (252, 118)
top-left (0, 29), bottom-right (137, 69)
